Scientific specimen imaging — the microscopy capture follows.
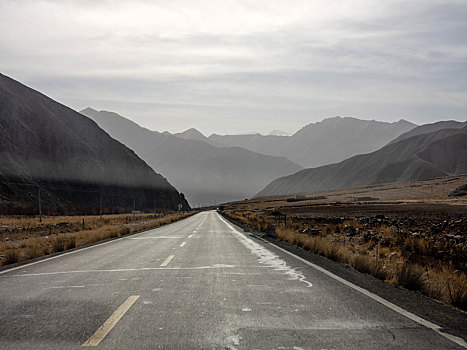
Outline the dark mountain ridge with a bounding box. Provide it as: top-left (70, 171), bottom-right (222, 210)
top-left (0, 74), bottom-right (189, 214)
top-left (256, 125), bottom-right (467, 197)
top-left (388, 120), bottom-right (467, 145)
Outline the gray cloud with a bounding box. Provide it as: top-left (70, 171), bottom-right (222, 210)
top-left (1, 0), bottom-right (466, 135)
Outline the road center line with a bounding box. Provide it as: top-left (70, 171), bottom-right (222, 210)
top-left (160, 255), bottom-right (175, 267)
top-left (129, 236), bottom-right (183, 240)
top-left (188, 234), bottom-right (193, 238)
top-left (0, 213), bottom-right (203, 276)
top-left (82, 295), bottom-right (139, 347)
top-left (179, 242), bottom-right (187, 247)
top-left (9, 264), bottom-right (239, 277)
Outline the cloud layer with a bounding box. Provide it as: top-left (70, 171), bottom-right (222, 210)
top-left (1, 0), bottom-right (466, 134)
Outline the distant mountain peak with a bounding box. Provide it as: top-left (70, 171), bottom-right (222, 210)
top-left (396, 118), bottom-right (417, 126)
top-left (175, 128), bottom-right (206, 141)
top-left (80, 107), bottom-right (98, 114)
top-left (181, 128), bottom-right (205, 137)
top-left (389, 119), bottom-right (467, 145)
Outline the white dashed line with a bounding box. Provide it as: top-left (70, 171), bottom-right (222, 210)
top-left (160, 255), bottom-right (175, 267)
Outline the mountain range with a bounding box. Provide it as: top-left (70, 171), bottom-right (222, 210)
top-left (256, 124), bottom-right (467, 197)
top-left (0, 74), bottom-right (189, 213)
top-left (174, 117), bottom-right (416, 168)
top-left (80, 108), bottom-right (302, 206)
top-left (2, 73), bottom-right (464, 209)
top-left (388, 120), bottom-right (467, 144)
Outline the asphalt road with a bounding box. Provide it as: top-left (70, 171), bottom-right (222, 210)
top-left (0, 211), bottom-right (464, 349)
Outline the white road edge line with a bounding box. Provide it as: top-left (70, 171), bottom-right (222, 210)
top-left (217, 213), bottom-right (467, 349)
top-left (180, 242), bottom-right (187, 247)
top-left (160, 255), bottom-right (175, 267)
top-left (0, 213), bottom-right (202, 276)
top-left (82, 295), bottom-right (139, 347)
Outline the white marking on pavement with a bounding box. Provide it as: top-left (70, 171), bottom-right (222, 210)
top-left (218, 215), bottom-right (312, 288)
top-left (188, 234), bottom-right (193, 238)
top-left (179, 242), bottom-right (187, 247)
top-left (49, 285), bottom-right (85, 289)
top-left (160, 255), bottom-right (175, 266)
top-left (82, 295), bottom-right (139, 347)
top-left (0, 213), bottom-right (203, 275)
top-left (241, 308), bottom-right (252, 312)
top-left (129, 236), bottom-right (184, 239)
top-left (227, 334), bottom-right (241, 346)
top-left (9, 264), bottom-right (237, 277)
top-left (265, 228), bottom-right (467, 348)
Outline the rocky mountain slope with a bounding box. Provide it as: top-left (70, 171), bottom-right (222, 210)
top-left (0, 74), bottom-right (189, 213)
top-left (388, 120), bottom-right (467, 145)
top-left (256, 126), bottom-right (467, 197)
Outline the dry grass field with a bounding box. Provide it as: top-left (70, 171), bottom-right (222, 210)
top-left (0, 212), bottom-right (196, 267)
top-left (221, 175), bottom-right (467, 310)
top-left (245, 174), bottom-right (467, 210)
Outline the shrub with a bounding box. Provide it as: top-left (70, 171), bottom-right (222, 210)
top-left (323, 243), bottom-right (341, 261)
top-left (351, 255), bottom-right (373, 275)
top-left (65, 236), bottom-right (76, 250)
top-left (395, 262), bottom-right (424, 291)
top-left (447, 275), bottom-right (467, 310)
top-left (24, 242), bottom-right (44, 260)
top-left (51, 237), bottom-right (65, 253)
top-left (3, 249), bottom-right (19, 265)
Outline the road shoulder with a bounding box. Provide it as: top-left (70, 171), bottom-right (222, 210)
top-left (220, 212), bottom-right (467, 342)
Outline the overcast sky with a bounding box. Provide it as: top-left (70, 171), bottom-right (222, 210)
top-left (1, 0), bottom-right (466, 135)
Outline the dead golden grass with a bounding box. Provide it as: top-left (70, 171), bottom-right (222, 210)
top-left (222, 209), bottom-right (467, 311)
top-left (0, 212), bottom-right (196, 267)
top-left (228, 174), bottom-right (467, 212)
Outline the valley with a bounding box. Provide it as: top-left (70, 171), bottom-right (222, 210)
top-left (1, 2), bottom-right (466, 348)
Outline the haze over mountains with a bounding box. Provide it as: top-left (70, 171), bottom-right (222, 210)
top-left (0, 74), bottom-right (189, 213)
top-left (257, 124), bottom-right (467, 197)
top-left (1, 73), bottom-right (464, 210)
top-left (81, 108), bottom-right (302, 206)
top-left (174, 117), bottom-right (416, 168)
top-left (388, 120), bottom-right (467, 145)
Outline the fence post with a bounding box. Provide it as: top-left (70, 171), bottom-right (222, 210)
top-left (100, 191), bottom-right (103, 219)
top-left (38, 186), bottom-right (42, 222)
